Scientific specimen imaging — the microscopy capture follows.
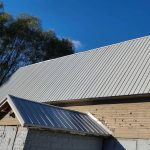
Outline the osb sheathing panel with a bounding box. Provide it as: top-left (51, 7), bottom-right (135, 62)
top-left (66, 102), bottom-right (150, 139)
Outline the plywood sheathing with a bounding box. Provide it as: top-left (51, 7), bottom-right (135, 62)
top-left (0, 102), bottom-right (20, 126)
top-left (66, 102), bottom-right (150, 139)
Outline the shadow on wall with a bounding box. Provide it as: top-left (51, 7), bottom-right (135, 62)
top-left (103, 137), bottom-right (126, 150)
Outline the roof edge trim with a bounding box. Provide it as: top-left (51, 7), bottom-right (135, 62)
top-left (6, 95), bottom-right (25, 126)
top-left (23, 123), bottom-right (109, 137)
top-left (86, 112), bottom-right (112, 135)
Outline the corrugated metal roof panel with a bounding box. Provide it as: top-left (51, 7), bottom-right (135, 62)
top-left (0, 35), bottom-right (149, 102)
top-left (1, 95), bottom-right (111, 136)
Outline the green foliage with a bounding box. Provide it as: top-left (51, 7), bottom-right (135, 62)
top-left (0, 13), bottom-right (74, 86)
top-left (0, 1), bottom-right (4, 14)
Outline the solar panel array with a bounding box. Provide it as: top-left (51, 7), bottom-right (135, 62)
top-left (6, 95), bottom-right (111, 136)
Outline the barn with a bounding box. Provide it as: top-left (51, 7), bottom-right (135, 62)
top-left (0, 35), bottom-right (150, 150)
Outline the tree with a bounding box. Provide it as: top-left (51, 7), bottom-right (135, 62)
top-left (0, 0), bottom-right (4, 14)
top-left (0, 13), bottom-right (74, 86)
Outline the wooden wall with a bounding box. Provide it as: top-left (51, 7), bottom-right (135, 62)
top-left (65, 102), bottom-right (150, 139)
top-left (0, 102), bottom-right (20, 126)
top-left (0, 126), bottom-right (28, 149)
top-left (0, 110), bottom-right (20, 126)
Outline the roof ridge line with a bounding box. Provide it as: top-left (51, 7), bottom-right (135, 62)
top-left (20, 34), bottom-right (150, 69)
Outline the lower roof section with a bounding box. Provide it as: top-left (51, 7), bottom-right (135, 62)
top-left (0, 95), bottom-right (112, 137)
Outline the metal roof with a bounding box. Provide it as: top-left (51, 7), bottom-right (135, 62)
top-left (0, 95), bottom-right (111, 136)
top-left (0, 35), bottom-right (150, 103)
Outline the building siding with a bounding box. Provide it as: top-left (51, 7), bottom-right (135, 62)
top-left (65, 101), bottom-right (150, 139)
top-left (24, 129), bottom-right (103, 150)
top-left (103, 138), bottom-right (150, 150)
top-left (0, 126), bottom-right (28, 150)
top-left (0, 126), bottom-right (150, 150)
top-left (13, 127), bottom-right (28, 150)
top-left (0, 126), bottom-right (103, 150)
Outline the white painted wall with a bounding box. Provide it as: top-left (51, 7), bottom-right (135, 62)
top-left (0, 126), bottom-right (149, 150)
top-left (103, 138), bottom-right (150, 150)
top-left (24, 129), bottom-right (103, 150)
top-left (118, 138), bottom-right (150, 150)
top-left (0, 126), bottom-right (28, 150)
top-left (0, 126), bottom-right (102, 150)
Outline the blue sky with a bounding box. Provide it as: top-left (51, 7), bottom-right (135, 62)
top-left (3, 0), bottom-right (150, 52)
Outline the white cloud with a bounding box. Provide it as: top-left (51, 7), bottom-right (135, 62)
top-left (72, 40), bottom-right (83, 49)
